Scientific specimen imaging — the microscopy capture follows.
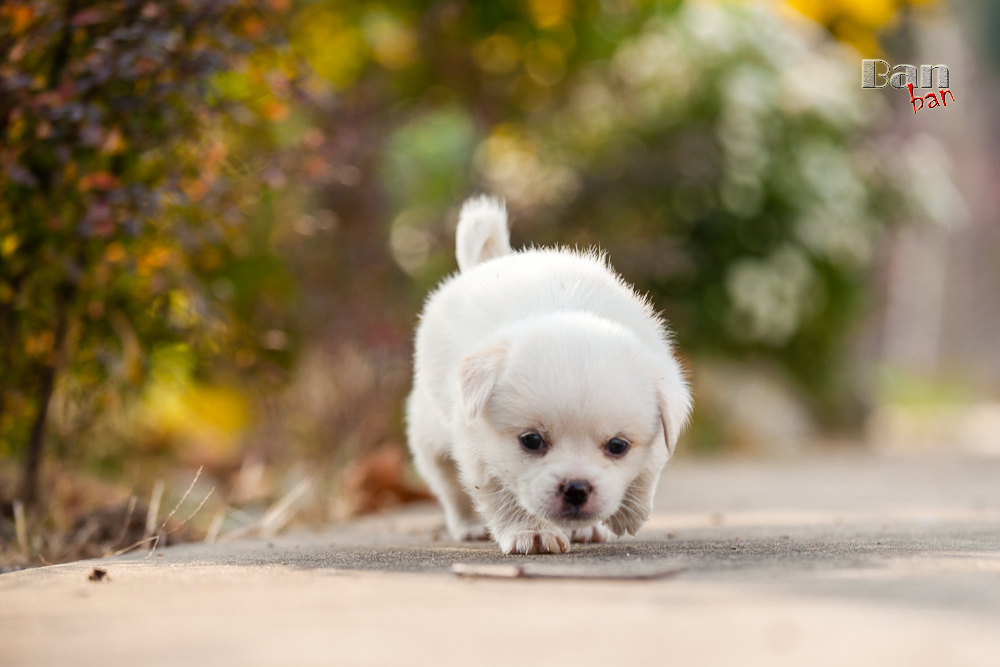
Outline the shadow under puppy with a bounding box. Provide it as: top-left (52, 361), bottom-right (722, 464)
top-left (407, 196), bottom-right (692, 554)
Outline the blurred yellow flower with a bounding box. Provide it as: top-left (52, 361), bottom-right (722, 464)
top-left (262, 99), bottom-right (290, 122)
top-left (524, 39), bottom-right (567, 86)
top-left (473, 34), bottom-right (521, 74)
top-left (137, 245), bottom-right (171, 275)
top-left (784, 0), bottom-right (940, 55)
top-left (528, 0), bottom-right (575, 29)
top-left (1, 4), bottom-right (34, 35)
top-left (241, 15), bottom-right (266, 39)
top-left (100, 127), bottom-right (125, 155)
top-left (842, 0), bottom-right (896, 26)
top-left (1, 234), bottom-right (19, 258)
top-left (292, 5), bottom-right (368, 88)
top-left (141, 344), bottom-right (251, 466)
top-left (146, 383), bottom-right (249, 438)
top-left (361, 10), bottom-right (418, 70)
top-left (180, 177), bottom-right (208, 202)
top-left (103, 242), bottom-right (126, 264)
top-left (168, 290), bottom-right (198, 328)
top-left (25, 330), bottom-right (55, 358)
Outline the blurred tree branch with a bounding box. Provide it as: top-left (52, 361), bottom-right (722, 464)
top-left (0, 0), bottom-right (305, 506)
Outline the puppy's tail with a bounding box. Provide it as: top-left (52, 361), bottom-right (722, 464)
top-left (455, 195), bottom-right (511, 273)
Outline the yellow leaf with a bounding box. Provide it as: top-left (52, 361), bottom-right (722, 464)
top-left (527, 0), bottom-right (574, 29)
top-left (2, 5), bottom-right (34, 35)
top-left (262, 99), bottom-right (289, 122)
top-left (362, 11), bottom-right (418, 70)
top-left (292, 6), bottom-right (368, 88)
top-left (25, 330), bottom-right (55, 357)
top-left (137, 245), bottom-right (172, 274)
top-left (104, 242), bottom-right (126, 263)
top-left (473, 34), bottom-right (521, 75)
top-left (101, 127), bottom-right (126, 155)
top-left (1, 234), bottom-right (18, 257)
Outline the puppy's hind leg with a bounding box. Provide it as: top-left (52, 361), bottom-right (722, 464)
top-left (407, 391), bottom-right (487, 541)
top-left (412, 446), bottom-right (488, 542)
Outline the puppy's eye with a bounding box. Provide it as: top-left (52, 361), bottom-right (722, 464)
top-left (605, 438), bottom-right (630, 456)
top-left (519, 432), bottom-right (546, 452)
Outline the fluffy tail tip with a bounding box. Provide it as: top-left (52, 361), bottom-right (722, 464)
top-left (455, 195), bottom-right (511, 272)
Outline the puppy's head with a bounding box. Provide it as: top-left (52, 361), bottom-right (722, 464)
top-left (458, 312), bottom-right (690, 529)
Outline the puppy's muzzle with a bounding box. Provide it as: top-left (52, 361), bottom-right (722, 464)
top-left (560, 480), bottom-right (592, 508)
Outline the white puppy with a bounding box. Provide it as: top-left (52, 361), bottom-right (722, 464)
top-left (406, 196), bottom-right (692, 554)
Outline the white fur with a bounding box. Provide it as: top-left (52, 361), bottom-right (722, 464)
top-left (407, 196), bottom-right (692, 554)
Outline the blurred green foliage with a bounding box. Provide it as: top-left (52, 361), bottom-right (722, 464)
top-left (0, 0), bottom-right (315, 501)
top-left (302, 0), bottom-right (938, 421)
top-left (1, 0), bottom-right (953, 510)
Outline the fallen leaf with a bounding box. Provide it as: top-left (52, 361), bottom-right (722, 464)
top-left (344, 447), bottom-right (434, 515)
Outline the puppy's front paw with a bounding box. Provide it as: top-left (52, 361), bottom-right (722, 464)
top-left (497, 529), bottom-right (570, 555)
top-left (568, 524), bottom-right (613, 544)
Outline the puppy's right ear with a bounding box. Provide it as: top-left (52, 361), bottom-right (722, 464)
top-left (457, 346), bottom-right (507, 419)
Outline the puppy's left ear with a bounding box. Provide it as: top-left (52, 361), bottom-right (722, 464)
top-left (657, 372), bottom-right (692, 457)
top-left (458, 345), bottom-right (508, 419)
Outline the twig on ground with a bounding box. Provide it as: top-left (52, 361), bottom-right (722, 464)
top-left (259, 477), bottom-right (314, 538)
top-left (107, 537), bottom-right (151, 558)
top-left (218, 475), bottom-right (317, 544)
top-left (106, 468), bottom-right (214, 558)
top-left (144, 467), bottom-right (211, 559)
top-left (12, 500), bottom-right (28, 555)
top-left (104, 496), bottom-right (137, 556)
top-left (204, 510), bottom-right (226, 545)
top-left (226, 507), bottom-right (258, 525)
top-left (144, 481), bottom-right (164, 542)
top-left (105, 534), bottom-right (150, 558)
top-left (162, 484), bottom-right (215, 541)
top-left (450, 563), bottom-right (523, 579)
top-left (449, 561), bottom-right (687, 580)
top-left (215, 523), bottom-right (256, 545)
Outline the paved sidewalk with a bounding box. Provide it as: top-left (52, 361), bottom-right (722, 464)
top-left (2, 453), bottom-right (1000, 666)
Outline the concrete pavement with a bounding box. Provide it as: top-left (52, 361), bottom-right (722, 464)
top-left (2, 453), bottom-right (1000, 666)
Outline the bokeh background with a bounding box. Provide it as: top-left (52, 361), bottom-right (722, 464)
top-left (2, 0), bottom-right (998, 567)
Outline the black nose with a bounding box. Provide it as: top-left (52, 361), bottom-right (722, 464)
top-left (560, 480), bottom-right (592, 507)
